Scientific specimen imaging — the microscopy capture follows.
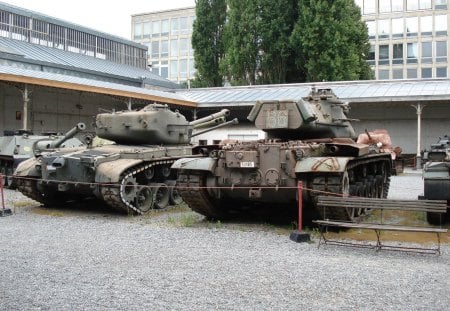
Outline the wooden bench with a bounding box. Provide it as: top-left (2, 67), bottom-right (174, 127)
top-left (312, 195), bottom-right (448, 255)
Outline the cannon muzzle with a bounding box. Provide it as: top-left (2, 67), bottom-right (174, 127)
top-left (189, 109), bottom-right (230, 127)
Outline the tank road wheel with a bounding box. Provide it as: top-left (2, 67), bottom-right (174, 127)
top-left (135, 186), bottom-right (155, 213)
top-left (166, 180), bottom-right (183, 205)
top-left (120, 176), bottom-right (139, 205)
top-left (152, 183), bottom-right (170, 209)
top-left (144, 167), bottom-right (155, 181)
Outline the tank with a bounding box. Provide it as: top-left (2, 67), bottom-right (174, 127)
top-left (420, 134), bottom-right (450, 224)
top-left (172, 88), bottom-right (393, 223)
top-left (0, 124), bottom-right (85, 188)
top-left (13, 104), bottom-right (237, 214)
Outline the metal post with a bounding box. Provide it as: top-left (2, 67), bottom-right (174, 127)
top-left (22, 84), bottom-right (30, 130)
top-left (289, 181), bottom-right (310, 243)
top-left (0, 175), bottom-right (12, 217)
top-left (411, 103), bottom-right (425, 169)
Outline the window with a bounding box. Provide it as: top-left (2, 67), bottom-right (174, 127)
top-left (152, 20), bottom-right (160, 37)
top-left (421, 67), bottom-right (432, 78)
top-left (143, 22), bottom-right (151, 38)
top-left (363, 0), bottom-right (376, 14)
top-left (161, 19), bottom-right (169, 37)
top-left (407, 68), bottom-right (417, 78)
top-left (179, 59), bottom-right (188, 78)
top-left (378, 69), bottom-right (389, 79)
top-left (436, 67), bottom-right (447, 77)
top-left (435, 15), bottom-right (448, 35)
top-left (379, 44), bottom-right (389, 65)
top-left (180, 17), bottom-right (189, 34)
top-left (420, 16), bottom-right (432, 35)
top-left (189, 16), bottom-right (195, 31)
top-left (393, 69), bottom-right (403, 79)
top-left (421, 41), bottom-right (432, 63)
top-left (366, 20), bottom-right (376, 38)
top-left (170, 39), bottom-right (178, 57)
top-left (419, 0), bottom-right (432, 9)
top-left (189, 58), bottom-right (196, 76)
top-left (161, 40), bottom-right (169, 58)
top-left (151, 61), bottom-right (159, 75)
top-left (171, 18), bottom-right (178, 35)
top-left (405, 17), bottom-right (418, 36)
top-left (379, 0), bottom-right (391, 12)
top-left (160, 61), bottom-right (168, 79)
top-left (378, 19), bottom-right (390, 38)
top-left (134, 23), bottom-right (142, 38)
top-left (392, 43), bottom-right (403, 64)
top-left (170, 60), bottom-right (178, 78)
top-left (436, 41), bottom-right (447, 62)
top-left (407, 43), bottom-right (418, 63)
top-left (151, 41), bottom-right (159, 58)
top-left (392, 18), bottom-right (403, 37)
top-left (406, 0), bottom-right (419, 10)
top-left (179, 38), bottom-right (189, 56)
top-left (392, 0), bottom-right (404, 11)
top-left (368, 45), bottom-right (375, 64)
top-left (435, 0), bottom-right (447, 10)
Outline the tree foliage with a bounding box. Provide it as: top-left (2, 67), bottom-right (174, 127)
top-left (191, 0), bottom-right (227, 87)
top-left (290, 0), bottom-right (372, 82)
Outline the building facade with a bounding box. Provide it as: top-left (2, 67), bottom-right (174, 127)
top-left (131, 7), bottom-right (196, 84)
top-left (356, 0), bottom-right (449, 79)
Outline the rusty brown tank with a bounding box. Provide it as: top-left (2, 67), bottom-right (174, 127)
top-left (172, 88), bottom-right (393, 222)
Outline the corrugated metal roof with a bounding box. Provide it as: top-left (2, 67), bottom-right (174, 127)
top-left (0, 64), bottom-right (195, 107)
top-left (0, 37), bottom-right (180, 89)
top-left (177, 80), bottom-right (450, 107)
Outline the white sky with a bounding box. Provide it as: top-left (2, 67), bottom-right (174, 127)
top-left (1, 0), bottom-right (196, 39)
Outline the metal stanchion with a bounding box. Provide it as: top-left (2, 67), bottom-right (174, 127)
top-left (0, 174), bottom-right (12, 217)
top-left (289, 181), bottom-right (310, 243)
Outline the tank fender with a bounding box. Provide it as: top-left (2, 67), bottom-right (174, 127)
top-left (171, 157), bottom-right (216, 173)
top-left (13, 157), bottom-right (41, 177)
top-left (295, 157), bottom-right (353, 173)
top-left (95, 159), bottom-right (143, 183)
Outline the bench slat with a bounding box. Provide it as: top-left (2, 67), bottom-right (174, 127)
top-left (313, 220), bottom-right (448, 233)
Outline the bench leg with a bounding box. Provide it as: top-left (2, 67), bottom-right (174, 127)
top-left (374, 229), bottom-right (382, 252)
top-left (436, 233), bottom-right (441, 256)
top-left (316, 225), bottom-right (326, 249)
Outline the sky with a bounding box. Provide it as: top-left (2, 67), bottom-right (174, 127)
top-left (1, 0), bottom-right (196, 39)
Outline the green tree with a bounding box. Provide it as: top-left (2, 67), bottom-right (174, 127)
top-left (290, 0), bottom-right (372, 82)
top-left (191, 0), bottom-right (227, 87)
top-left (222, 0), bottom-right (298, 85)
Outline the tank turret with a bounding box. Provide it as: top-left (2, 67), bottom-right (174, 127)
top-left (95, 104), bottom-right (233, 145)
top-left (33, 122), bottom-right (86, 152)
top-left (247, 87), bottom-right (356, 140)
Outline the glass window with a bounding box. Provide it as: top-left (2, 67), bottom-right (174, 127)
top-left (160, 66), bottom-right (168, 79)
top-left (151, 61), bottom-right (159, 75)
top-left (378, 69), bottom-right (389, 79)
top-left (392, 18), bottom-right (403, 37)
top-left (407, 42), bottom-right (418, 63)
top-left (180, 17), bottom-right (189, 34)
top-left (151, 41), bottom-right (159, 58)
top-left (161, 40), bottom-right (169, 57)
top-left (405, 17), bottom-right (418, 36)
top-left (393, 69), bottom-right (403, 79)
top-left (419, 0), bottom-right (432, 9)
top-left (379, 0), bottom-right (391, 12)
top-left (170, 39), bottom-right (178, 57)
top-left (171, 18), bottom-right (178, 35)
top-left (392, 0), bottom-right (404, 11)
top-left (407, 68), bottom-right (417, 78)
top-left (143, 22), bottom-right (151, 38)
top-left (392, 43), bottom-right (403, 64)
top-left (421, 67), bottom-right (432, 78)
top-left (435, 15), bottom-right (448, 35)
top-left (378, 19), bottom-right (390, 38)
top-left (152, 20), bottom-right (160, 37)
top-left (189, 16), bottom-right (195, 31)
top-left (406, 0), bottom-right (419, 10)
top-left (161, 19), bottom-right (169, 36)
top-left (379, 44), bottom-right (389, 64)
top-left (368, 45), bottom-right (375, 60)
top-left (436, 67), bottom-right (447, 77)
top-left (366, 20), bottom-right (376, 38)
top-left (189, 58), bottom-right (196, 76)
top-left (436, 41), bottom-right (447, 62)
top-left (134, 23), bottom-right (142, 38)
top-left (179, 38), bottom-right (189, 56)
top-left (170, 60), bottom-right (178, 78)
top-left (419, 15), bottom-right (432, 35)
top-left (421, 41), bottom-right (432, 63)
top-left (179, 59), bottom-right (188, 78)
top-left (435, 0), bottom-right (447, 10)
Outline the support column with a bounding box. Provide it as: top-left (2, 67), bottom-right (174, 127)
top-left (21, 84), bottom-right (30, 130)
top-left (411, 103), bottom-right (425, 170)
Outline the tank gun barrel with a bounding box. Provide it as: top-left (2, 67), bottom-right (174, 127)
top-left (192, 116), bottom-right (227, 129)
top-left (35, 123), bottom-right (86, 151)
top-left (192, 118), bottom-right (239, 137)
top-left (189, 109), bottom-right (230, 127)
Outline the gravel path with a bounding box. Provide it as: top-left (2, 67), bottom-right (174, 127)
top-left (0, 170), bottom-right (449, 310)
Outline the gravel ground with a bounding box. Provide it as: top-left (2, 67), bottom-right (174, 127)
top-left (0, 169), bottom-right (449, 310)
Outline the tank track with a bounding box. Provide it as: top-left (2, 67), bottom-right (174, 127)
top-left (14, 177), bottom-right (55, 205)
top-left (177, 156), bottom-right (392, 222)
top-left (100, 160), bottom-right (176, 215)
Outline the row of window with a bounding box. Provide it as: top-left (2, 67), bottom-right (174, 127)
top-left (144, 38), bottom-right (194, 59)
top-left (369, 41), bottom-right (447, 63)
top-left (366, 15), bottom-right (448, 38)
top-left (150, 58), bottom-right (196, 81)
top-left (356, 0), bottom-right (447, 15)
top-left (377, 66), bottom-right (447, 79)
top-left (133, 16), bottom-right (195, 39)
